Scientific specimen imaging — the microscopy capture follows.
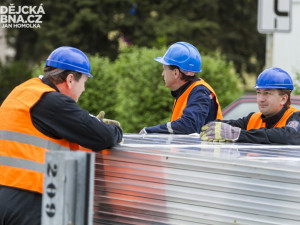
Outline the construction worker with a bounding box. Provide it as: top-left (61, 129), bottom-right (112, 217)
top-left (139, 42), bottom-right (223, 134)
top-left (200, 67), bottom-right (300, 144)
top-left (0, 46), bottom-right (123, 225)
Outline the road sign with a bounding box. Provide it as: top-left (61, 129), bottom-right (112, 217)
top-left (258, 0), bottom-right (292, 33)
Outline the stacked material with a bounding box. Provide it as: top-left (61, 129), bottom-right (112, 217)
top-left (94, 134), bottom-right (300, 225)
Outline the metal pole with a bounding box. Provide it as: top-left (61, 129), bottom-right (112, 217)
top-left (265, 33), bottom-right (274, 68)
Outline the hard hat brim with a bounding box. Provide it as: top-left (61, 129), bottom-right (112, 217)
top-left (154, 56), bottom-right (201, 73)
top-left (154, 57), bottom-right (171, 65)
top-left (254, 85), bottom-right (293, 90)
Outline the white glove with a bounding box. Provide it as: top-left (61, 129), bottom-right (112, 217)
top-left (97, 111), bottom-right (121, 127)
top-left (139, 127), bottom-right (147, 135)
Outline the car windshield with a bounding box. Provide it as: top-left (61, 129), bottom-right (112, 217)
top-left (223, 102), bottom-right (258, 120)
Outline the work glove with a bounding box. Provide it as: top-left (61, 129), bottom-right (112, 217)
top-left (139, 127), bottom-right (147, 135)
top-left (200, 122), bottom-right (241, 142)
top-left (97, 111), bottom-right (121, 127)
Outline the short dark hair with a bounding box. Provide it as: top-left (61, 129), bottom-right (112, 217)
top-left (168, 65), bottom-right (195, 82)
top-left (44, 66), bottom-right (82, 84)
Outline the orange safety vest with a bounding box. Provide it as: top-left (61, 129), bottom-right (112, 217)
top-left (171, 79), bottom-right (223, 121)
top-left (247, 106), bottom-right (300, 130)
top-left (0, 78), bottom-right (84, 194)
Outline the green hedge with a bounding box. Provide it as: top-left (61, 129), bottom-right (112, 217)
top-left (113, 47), bottom-right (172, 133)
top-left (33, 46), bottom-right (243, 133)
top-left (200, 52), bottom-right (243, 107)
top-left (79, 56), bottom-right (118, 118)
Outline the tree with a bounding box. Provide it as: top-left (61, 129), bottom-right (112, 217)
top-left (217, 1), bottom-right (265, 79)
top-left (5, 0), bottom-right (265, 80)
top-left (0, 61), bottom-right (32, 104)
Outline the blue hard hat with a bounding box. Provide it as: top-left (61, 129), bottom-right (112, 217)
top-left (254, 67), bottom-right (293, 90)
top-left (154, 42), bottom-right (202, 73)
top-left (46, 46), bottom-right (93, 77)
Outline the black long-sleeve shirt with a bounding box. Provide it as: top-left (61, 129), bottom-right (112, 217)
top-left (30, 77), bottom-right (123, 151)
top-left (223, 106), bottom-right (300, 145)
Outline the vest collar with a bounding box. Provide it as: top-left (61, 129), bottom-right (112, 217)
top-left (171, 77), bottom-right (200, 98)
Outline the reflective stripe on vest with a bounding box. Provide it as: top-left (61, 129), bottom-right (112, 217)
top-left (171, 79), bottom-right (223, 121)
top-left (247, 106), bottom-right (300, 130)
top-left (0, 130), bottom-right (70, 151)
top-left (0, 155), bottom-right (45, 173)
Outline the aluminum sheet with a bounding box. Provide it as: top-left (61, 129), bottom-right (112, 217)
top-left (93, 134), bottom-right (300, 225)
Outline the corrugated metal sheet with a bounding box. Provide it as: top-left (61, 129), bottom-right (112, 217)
top-left (93, 134), bottom-right (300, 225)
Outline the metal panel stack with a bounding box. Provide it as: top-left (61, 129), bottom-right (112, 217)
top-left (94, 134), bottom-right (300, 225)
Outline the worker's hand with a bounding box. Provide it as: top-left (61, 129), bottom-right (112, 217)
top-left (139, 127), bottom-right (147, 135)
top-left (97, 111), bottom-right (121, 127)
top-left (200, 122), bottom-right (241, 142)
top-left (119, 138), bottom-right (124, 145)
top-left (97, 111), bottom-right (105, 120)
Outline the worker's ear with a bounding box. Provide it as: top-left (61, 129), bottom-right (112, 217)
top-left (280, 93), bottom-right (288, 106)
top-left (66, 73), bottom-right (74, 89)
top-left (174, 68), bottom-right (180, 79)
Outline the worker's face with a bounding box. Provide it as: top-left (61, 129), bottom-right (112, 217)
top-left (161, 65), bottom-right (177, 90)
top-left (68, 74), bottom-right (88, 102)
top-left (256, 89), bottom-right (287, 117)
